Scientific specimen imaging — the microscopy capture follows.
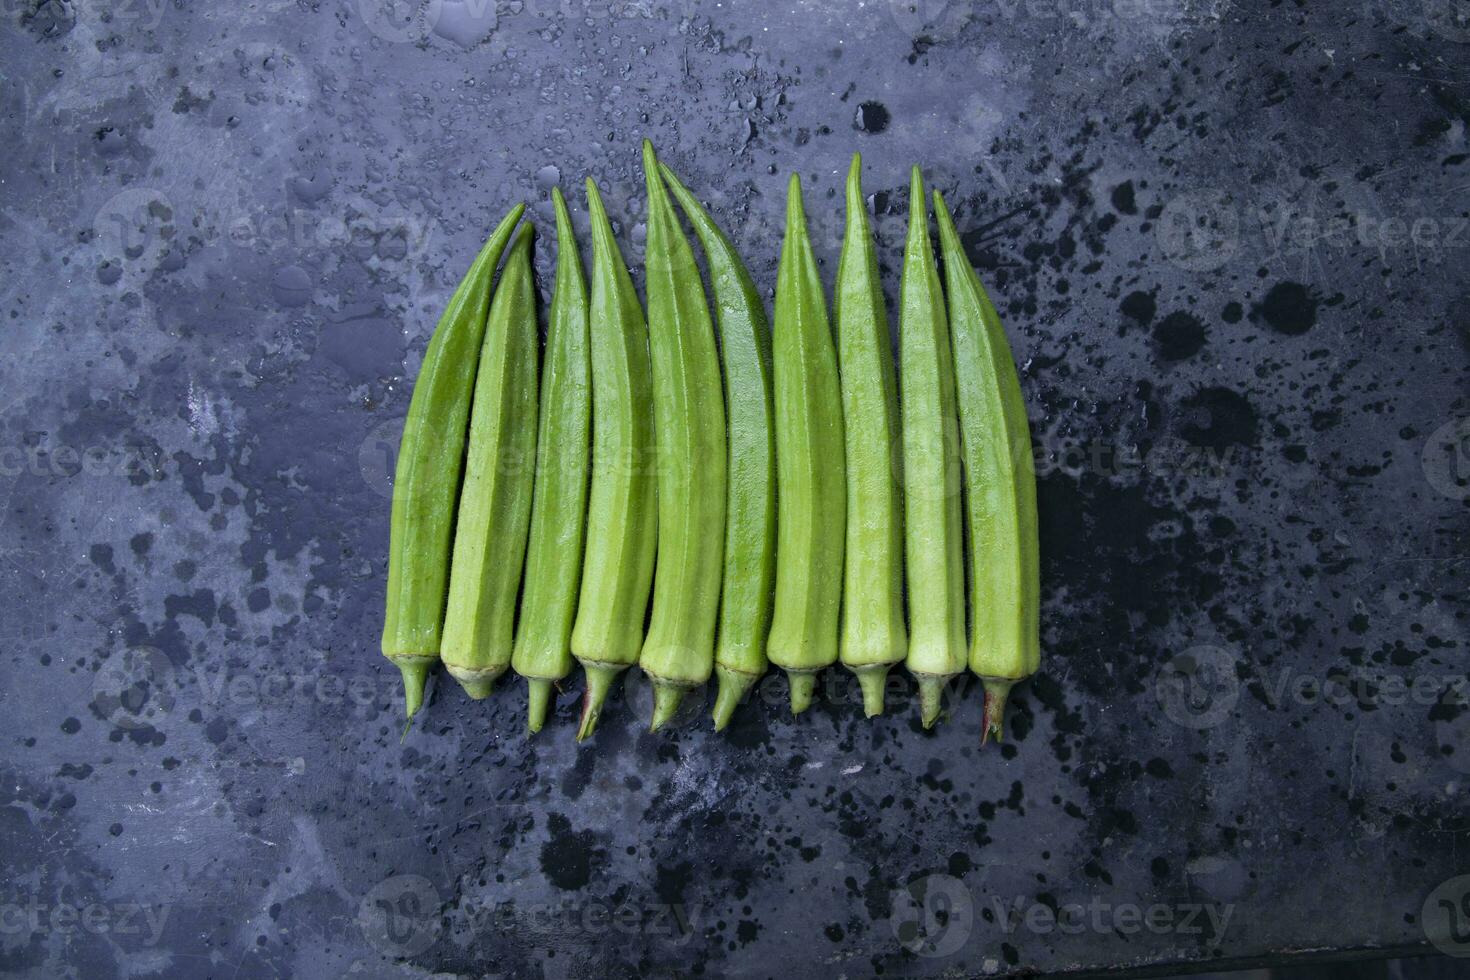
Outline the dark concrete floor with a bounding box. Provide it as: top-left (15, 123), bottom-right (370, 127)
top-left (1, 0), bottom-right (1468, 976)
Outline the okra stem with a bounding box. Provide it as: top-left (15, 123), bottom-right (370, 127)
top-left (767, 174), bottom-right (846, 715)
top-left (637, 141), bottom-right (728, 731)
top-left (569, 178), bottom-right (658, 740)
top-left (511, 187), bottom-right (591, 734)
top-left (381, 204), bottom-right (525, 722)
top-left (658, 164), bottom-right (776, 732)
top-left (834, 154), bottom-right (907, 718)
top-left (440, 224), bottom-right (541, 699)
top-left (934, 190), bottom-right (1040, 745)
top-left (898, 168), bottom-right (967, 728)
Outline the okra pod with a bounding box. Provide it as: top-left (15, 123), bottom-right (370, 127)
top-left (381, 204), bottom-right (525, 721)
top-left (834, 154), bottom-right (907, 717)
top-left (934, 190), bottom-right (1041, 744)
top-left (637, 141), bottom-right (728, 731)
top-left (767, 174), bottom-right (846, 714)
top-left (511, 188), bottom-right (591, 733)
top-left (440, 225), bottom-right (541, 698)
top-left (898, 168), bottom-right (967, 728)
top-left (658, 163), bottom-right (776, 732)
top-left (569, 178), bottom-right (658, 740)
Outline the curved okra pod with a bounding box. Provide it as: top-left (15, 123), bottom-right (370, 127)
top-left (511, 188), bottom-right (591, 734)
top-left (658, 163), bottom-right (776, 732)
top-left (767, 174), bottom-right (846, 714)
top-left (637, 141), bottom-right (728, 731)
top-left (934, 190), bottom-right (1040, 744)
top-left (569, 178), bottom-right (658, 740)
top-left (898, 168), bottom-right (967, 728)
top-left (381, 204), bottom-right (525, 723)
top-left (440, 225), bottom-right (541, 698)
top-left (834, 154), bottom-right (907, 717)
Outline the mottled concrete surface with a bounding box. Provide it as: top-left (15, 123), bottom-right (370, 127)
top-left (1, 0), bottom-right (1468, 976)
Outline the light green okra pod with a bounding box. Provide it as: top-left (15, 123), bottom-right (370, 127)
top-left (767, 174), bottom-right (846, 714)
top-left (898, 168), bottom-right (967, 728)
top-left (638, 141), bottom-right (728, 731)
top-left (440, 225), bottom-right (541, 699)
top-left (511, 188), bottom-right (591, 734)
top-left (659, 163), bottom-right (776, 732)
top-left (381, 204), bottom-right (524, 722)
top-left (570, 178), bottom-right (658, 741)
top-left (934, 190), bottom-right (1040, 745)
top-left (834, 153), bottom-right (907, 717)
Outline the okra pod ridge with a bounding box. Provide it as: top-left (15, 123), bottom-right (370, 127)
top-left (933, 189), bottom-right (1040, 745)
top-left (637, 140), bottom-right (728, 731)
top-left (898, 167), bottom-right (966, 729)
top-left (767, 173), bottom-right (846, 715)
top-left (440, 223), bottom-right (542, 700)
top-left (381, 203), bottom-right (525, 722)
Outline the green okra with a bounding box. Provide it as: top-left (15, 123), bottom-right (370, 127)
top-left (381, 204), bottom-right (525, 722)
top-left (934, 189), bottom-right (1040, 745)
top-left (767, 174), bottom-right (846, 714)
top-left (511, 188), bottom-right (591, 734)
top-left (898, 168), bottom-right (967, 729)
top-left (659, 163), bottom-right (776, 732)
top-left (637, 141), bottom-right (728, 731)
top-left (834, 154), bottom-right (907, 718)
top-left (569, 177), bottom-right (658, 741)
top-left (440, 225), bottom-right (541, 698)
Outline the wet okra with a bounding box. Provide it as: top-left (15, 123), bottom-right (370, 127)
top-left (834, 153), bottom-right (907, 717)
top-left (440, 225), bottom-right (541, 699)
top-left (511, 188), bottom-right (591, 734)
top-left (381, 204), bottom-right (524, 722)
top-left (934, 190), bottom-right (1041, 744)
top-left (659, 163), bottom-right (776, 732)
top-left (899, 168), bottom-right (967, 728)
top-left (637, 141), bottom-right (728, 731)
top-left (569, 178), bottom-right (658, 740)
top-left (767, 174), bottom-right (846, 714)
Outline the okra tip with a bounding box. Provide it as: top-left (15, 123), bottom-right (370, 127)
top-left (981, 679), bottom-right (1014, 746)
top-left (648, 682), bottom-right (686, 733)
top-left (917, 675), bottom-right (947, 729)
top-left (711, 665), bottom-right (758, 731)
top-left (787, 670), bottom-right (818, 715)
top-left (447, 665), bottom-right (501, 701)
top-left (576, 663), bottom-right (621, 741)
top-left (852, 665), bottom-right (890, 718)
top-left (526, 678), bottom-right (553, 735)
top-left (393, 655), bottom-right (432, 722)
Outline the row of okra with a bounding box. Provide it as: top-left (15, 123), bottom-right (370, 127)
top-left (380, 141), bottom-right (1039, 742)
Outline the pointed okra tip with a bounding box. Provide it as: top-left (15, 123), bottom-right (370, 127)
top-left (649, 682), bottom-right (686, 733)
top-left (846, 152), bottom-right (864, 201)
top-left (981, 680), bottom-right (1014, 746)
top-left (526, 678), bottom-right (553, 735)
top-left (908, 166), bottom-right (925, 219)
top-left (787, 671), bottom-right (817, 715)
top-left (576, 663), bottom-right (619, 742)
top-left (395, 658), bottom-right (429, 720)
top-left (711, 666), bottom-right (754, 731)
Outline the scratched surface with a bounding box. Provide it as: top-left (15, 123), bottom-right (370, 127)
top-left (1, 0), bottom-right (1468, 976)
